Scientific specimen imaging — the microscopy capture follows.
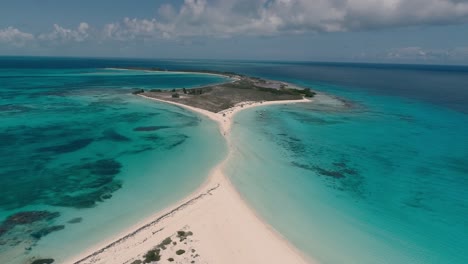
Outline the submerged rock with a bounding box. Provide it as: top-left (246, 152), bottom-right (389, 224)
top-left (52, 181), bottom-right (122, 208)
top-left (67, 217), bottom-right (83, 224)
top-left (31, 225), bottom-right (65, 239)
top-left (37, 138), bottom-right (93, 154)
top-left (133, 126), bottom-right (170, 132)
top-left (31, 258), bottom-right (54, 264)
top-left (2, 211), bottom-right (60, 226)
top-left (131, 89), bottom-right (144, 95)
top-left (0, 211), bottom-right (60, 239)
top-left (102, 129), bottom-right (131, 142)
top-left (85, 159), bottom-right (122, 176)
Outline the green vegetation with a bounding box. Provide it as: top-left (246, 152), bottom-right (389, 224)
top-left (168, 258), bottom-right (174, 262)
top-left (130, 260), bottom-right (142, 264)
top-left (176, 249), bottom-right (186, 255)
top-left (187, 88), bottom-right (205, 95)
top-left (157, 237), bottom-right (172, 250)
top-left (149, 89), bottom-right (162, 92)
top-left (222, 79), bottom-right (315, 98)
top-left (143, 71), bottom-right (316, 113)
top-left (143, 248), bottom-right (161, 263)
top-left (177, 230), bottom-right (194, 242)
top-left (302, 88), bottom-right (316, 98)
top-left (132, 89), bottom-right (145, 95)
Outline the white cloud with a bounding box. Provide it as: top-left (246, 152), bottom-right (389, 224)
top-left (39, 22), bottom-right (90, 43)
top-left (103, 18), bottom-right (169, 41)
top-left (385, 46), bottom-right (468, 61)
top-left (386, 47), bottom-right (430, 59)
top-left (101, 0), bottom-right (468, 40)
top-left (0, 27), bottom-right (34, 46)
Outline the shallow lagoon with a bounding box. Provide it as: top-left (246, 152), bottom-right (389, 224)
top-left (227, 89), bottom-right (468, 264)
top-left (0, 68), bottom-right (228, 263)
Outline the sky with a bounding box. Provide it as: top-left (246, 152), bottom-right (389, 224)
top-left (1, 0), bottom-right (468, 64)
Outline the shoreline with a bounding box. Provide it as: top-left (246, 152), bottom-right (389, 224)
top-left (65, 96), bottom-right (314, 264)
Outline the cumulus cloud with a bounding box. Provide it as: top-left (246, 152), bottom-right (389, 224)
top-left (39, 22), bottom-right (90, 43)
top-left (0, 27), bottom-right (34, 46)
top-left (103, 18), bottom-right (167, 40)
top-left (101, 0), bottom-right (468, 40)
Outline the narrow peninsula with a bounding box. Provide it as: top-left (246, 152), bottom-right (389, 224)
top-left (66, 69), bottom-right (316, 264)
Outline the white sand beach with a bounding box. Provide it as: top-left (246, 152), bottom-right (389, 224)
top-left (65, 96), bottom-right (314, 264)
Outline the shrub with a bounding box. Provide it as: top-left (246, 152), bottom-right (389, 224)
top-left (143, 249), bottom-right (161, 263)
top-left (131, 89), bottom-right (144, 95)
top-left (176, 249), bottom-right (186, 255)
top-left (172, 93), bottom-right (180, 98)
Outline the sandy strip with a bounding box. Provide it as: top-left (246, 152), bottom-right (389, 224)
top-left (65, 96), bottom-right (314, 264)
top-left (105, 67), bottom-right (235, 80)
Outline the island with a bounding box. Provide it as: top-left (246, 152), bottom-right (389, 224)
top-left (128, 68), bottom-right (316, 112)
top-left (65, 69), bottom-right (317, 264)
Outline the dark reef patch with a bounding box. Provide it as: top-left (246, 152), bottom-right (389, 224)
top-left (47, 159), bottom-right (123, 208)
top-left (133, 126), bottom-right (171, 132)
top-left (52, 181), bottom-right (122, 208)
top-left (142, 134), bottom-right (161, 141)
top-left (314, 166), bottom-right (346, 179)
top-left (2, 211), bottom-right (59, 227)
top-left (291, 162), bottom-right (345, 179)
top-left (67, 217), bottom-right (83, 224)
top-left (0, 158), bottom-right (123, 210)
top-left (0, 104), bottom-right (33, 113)
top-left (118, 112), bottom-right (160, 123)
top-left (30, 258), bottom-right (55, 264)
top-left (0, 211), bottom-right (61, 240)
top-left (83, 159), bottom-right (122, 177)
top-left (290, 159), bottom-right (365, 198)
top-left (164, 134), bottom-right (189, 150)
top-left (37, 138), bottom-right (93, 154)
top-left (275, 134), bottom-right (308, 158)
top-left (445, 157), bottom-right (468, 175)
top-left (283, 111), bottom-right (343, 125)
top-left (30, 225), bottom-right (65, 239)
top-left (102, 129), bottom-right (130, 142)
top-left (127, 146), bottom-right (155, 154)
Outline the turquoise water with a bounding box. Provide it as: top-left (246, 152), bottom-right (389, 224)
top-left (227, 89), bottom-right (468, 263)
top-left (1, 58), bottom-right (467, 264)
top-left (0, 67), bottom-right (228, 263)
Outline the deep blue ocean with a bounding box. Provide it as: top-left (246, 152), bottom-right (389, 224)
top-left (1, 57), bottom-right (467, 263)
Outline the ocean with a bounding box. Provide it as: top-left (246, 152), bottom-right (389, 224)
top-left (1, 57), bottom-right (467, 263)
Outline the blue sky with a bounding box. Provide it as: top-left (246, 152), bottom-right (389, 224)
top-left (1, 0), bottom-right (468, 64)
